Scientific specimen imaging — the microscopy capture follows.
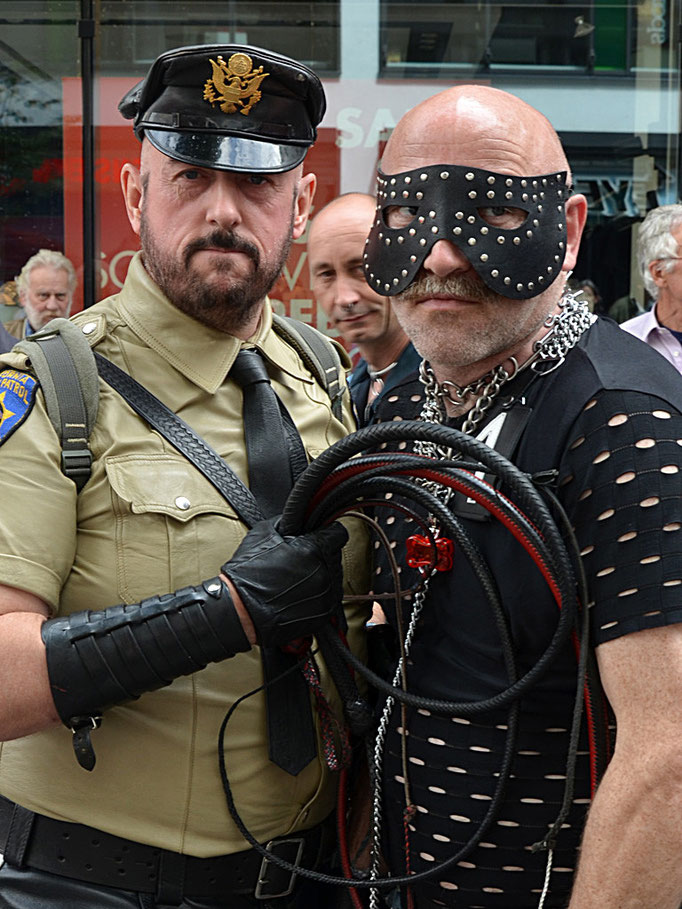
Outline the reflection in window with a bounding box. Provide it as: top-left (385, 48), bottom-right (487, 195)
top-left (99, 1), bottom-right (340, 78)
top-left (379, 1), bottom-right (643, 76)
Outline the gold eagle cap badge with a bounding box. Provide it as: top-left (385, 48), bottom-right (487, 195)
top-left (203, 52), bottom-right (269, 115)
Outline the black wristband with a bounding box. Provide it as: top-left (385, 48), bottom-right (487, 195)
top-left (41, 577), bottom-right (250, 767)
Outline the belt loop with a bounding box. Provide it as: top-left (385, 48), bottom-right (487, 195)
top-left (155, 850), bottom-right (186, 906)
top-left (4, 802), bottom-right (36, 868)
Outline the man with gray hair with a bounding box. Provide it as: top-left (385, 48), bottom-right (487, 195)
top-left (621, 204), bottom-right (682, 373)
top-left (6, 248), bottom-right (77, 339)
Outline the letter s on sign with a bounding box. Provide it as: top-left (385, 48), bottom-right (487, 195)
top-left (336, 108), bottom-right (364, 149)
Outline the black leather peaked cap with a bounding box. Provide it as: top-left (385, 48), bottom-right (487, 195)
top-left (118, 44), bottom-right (326, 173)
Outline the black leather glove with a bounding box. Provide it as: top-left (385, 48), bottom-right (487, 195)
top-left (222, 518), bottom-right (348, 647)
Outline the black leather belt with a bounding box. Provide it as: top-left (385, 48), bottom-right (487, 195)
top-left (0, 795), bottom-right (330, 902)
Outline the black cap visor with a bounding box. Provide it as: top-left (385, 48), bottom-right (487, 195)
top-left (146, 128), bottom-right (307, 173)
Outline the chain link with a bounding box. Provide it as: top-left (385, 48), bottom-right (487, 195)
top-left (531, 291), bottom-right (596, 369)
top-left (460, 365), bottom-right (511, 434)
top-left (420, 292), bottom-right (596, 438)
top-left (369, 583), bottom-right (430, 909)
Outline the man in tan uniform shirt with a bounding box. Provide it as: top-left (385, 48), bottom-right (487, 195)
top-left (0, 44), bottom-right (368, 909)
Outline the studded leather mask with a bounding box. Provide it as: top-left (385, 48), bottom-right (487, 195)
top-left (364, 164), bottom-right (570, 301)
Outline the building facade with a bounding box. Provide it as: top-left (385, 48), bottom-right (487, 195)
top-left (1, 0), bottom-right (680, 331)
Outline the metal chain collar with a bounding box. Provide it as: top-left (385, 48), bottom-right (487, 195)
top-left (418, 291), bottom-right (596, 441)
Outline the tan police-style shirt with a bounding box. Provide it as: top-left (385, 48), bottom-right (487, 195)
top-left (0, 252), bottom-right (369, 856)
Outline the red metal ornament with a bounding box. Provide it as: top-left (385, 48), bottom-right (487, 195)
top-left (405, 534), bottom-right (454, 571)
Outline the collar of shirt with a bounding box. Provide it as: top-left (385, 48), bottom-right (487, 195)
top-left (622, 303), bottom-right (663, 342)
top-left (116, 252), bottom-right (315, 394)
top-left (349, 342), bottom-right (421, 393)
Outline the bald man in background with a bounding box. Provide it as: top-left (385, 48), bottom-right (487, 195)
top-left (361, 84), bottom-right (682, 908)
top-left (308, 193), bottom-right (419, 425)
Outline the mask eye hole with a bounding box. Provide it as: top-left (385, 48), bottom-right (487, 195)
top-left (477, 206), bottom-right (528, 229)
top-left (384, 205), bottom-right (419, 229)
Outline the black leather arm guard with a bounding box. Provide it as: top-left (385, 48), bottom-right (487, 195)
top-left (41, 578), bottom-right (250, 770)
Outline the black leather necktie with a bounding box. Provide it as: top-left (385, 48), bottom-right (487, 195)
top-left (230, 348), bottom-right (293, 518)
top-left (230, 347), bottom-right (316, 775)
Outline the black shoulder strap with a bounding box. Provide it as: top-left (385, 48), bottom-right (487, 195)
top-left (271, 313), bottom-right (347, 421)
top-left (17, 314), bottom-right (348, 494)
top-left (15, 320), bottom-right (99, 491)
top-left (94, 353), bottom-right (265, 528)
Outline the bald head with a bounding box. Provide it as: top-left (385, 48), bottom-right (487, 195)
top-left (309, 193), bottom-right (376, 247)
top-left (383, 85), bottom-right (570, 180)
top-left (308, 192), bottom-right (408, 365)
top-left (362, 84), bottom-right (588, 389)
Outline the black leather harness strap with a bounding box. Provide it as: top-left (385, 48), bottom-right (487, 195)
top-left (94, 352), bottom-right (265, 529)
top-left (94, 351), bottom-right (318, 776)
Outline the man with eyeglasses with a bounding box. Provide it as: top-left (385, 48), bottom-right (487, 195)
top-left (622, 203), bottom-right (682, 373)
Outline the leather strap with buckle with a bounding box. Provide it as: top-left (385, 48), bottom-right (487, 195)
top-left (0, 795), bottom-right (330, 901)
top-left (255, 837), bottom-right (305, 900)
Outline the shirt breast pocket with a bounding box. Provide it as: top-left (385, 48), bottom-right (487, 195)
top-left (104, 453), bottom-right (244, 603)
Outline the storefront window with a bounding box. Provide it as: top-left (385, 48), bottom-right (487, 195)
top-left (383, 1), bottom-right (587, 74)
top-left (97, 1), bottom-right (340, 75)
top-left (0, 0), bottom-right (679, 327)
top-left (0, 1), bottom-right (79, 314)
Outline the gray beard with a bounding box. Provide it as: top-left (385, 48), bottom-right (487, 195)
top-left (396, 272), bottom-right (509, 306)
top-left (393, 273), bottom-right (556, 372)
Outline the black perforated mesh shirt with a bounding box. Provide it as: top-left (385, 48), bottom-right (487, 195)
top-left (370, 318), bottom-right (682, 908)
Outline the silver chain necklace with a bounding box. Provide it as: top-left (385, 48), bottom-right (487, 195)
top-left (418, 291), bottom-right (596, 440)
top-left (368, 292), bottom-right (595, 908)
top-left (368, 360), bottom-right (399, 381)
